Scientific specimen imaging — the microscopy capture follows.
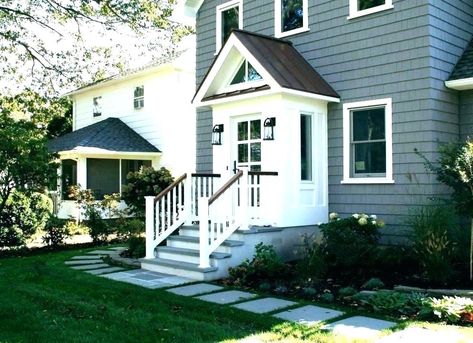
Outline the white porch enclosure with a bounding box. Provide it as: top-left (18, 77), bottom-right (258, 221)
top-left (142, 169), bottom-right (316, 280)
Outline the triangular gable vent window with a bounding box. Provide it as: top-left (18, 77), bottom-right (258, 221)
top-left (230, 60), bottom-right (262, 85)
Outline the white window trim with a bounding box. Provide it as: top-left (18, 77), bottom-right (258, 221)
top-left (341, 98), bottom-right (394, 184)
top-left (216, 0), bottom-right (243, 53)
top-left (347, 0), bottom-right (393, 20)
top-left (275, 0), bottom-right (309, 38)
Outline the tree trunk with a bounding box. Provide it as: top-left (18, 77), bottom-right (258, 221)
top-left (470, 218), bottom-right (473, 281)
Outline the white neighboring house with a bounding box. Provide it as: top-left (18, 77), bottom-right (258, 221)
top-left (48, 38), bottom-right (196, 219)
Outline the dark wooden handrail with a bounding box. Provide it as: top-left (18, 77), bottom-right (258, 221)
top-left (248, 171), bottom-right (278, 176)
top-left (154, 173), bottom-right (187, 203)
top-left (191, 173), bottom-right (221, 178)
top-left (208, 170), bottom-right (243, 206)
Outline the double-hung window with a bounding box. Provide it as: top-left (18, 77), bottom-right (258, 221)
top-left (275, 0), bottom-right (309, 38)
top-left (348, 0), bottom-right (393, 19)
top-left (216, 0), bottom-right (242, 52)
top-left (93, 96), bottom-right (102, 117)
top-left (342, 98), bottom-right (393, 184)
top-left (134, 86), bottom-right (144, 109)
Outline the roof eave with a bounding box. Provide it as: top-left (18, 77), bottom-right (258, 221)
top-left (445, 77), bottom-right (473, 91)
top-left (57, 148), bottom-right (161, 156)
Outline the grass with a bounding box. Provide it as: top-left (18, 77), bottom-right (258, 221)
top-left (1, 248), bottom-right (473, 343)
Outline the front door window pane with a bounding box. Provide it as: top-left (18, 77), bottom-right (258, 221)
top-left (238, 144), bottom-right (248, 163)
top-left (238, 121), bottom-right (248, 141)
top-left (282, 0), bottom-right (304, 33)
top-left (250, 143), bottom-right (261, 162)
top-left (250, 120), bottom-right (261, 139)
top-left (358, 0), bottom-right (385, 11)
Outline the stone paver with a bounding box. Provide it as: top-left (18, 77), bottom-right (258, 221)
top-left (85, 267), bottom-right (125, 275)
top-left (273, 305), bottom-right (344, 325)
top-left (232, 297), bottom-right (297, 314)
top-left (196, 290), bottom-right (257, 305)
top-left (324, 316), bottom-right (396, 340)
top-left (108, 247), bottom-right (126, 251)
top-left (167, 283), bottom-right (224, 296)
top-left (65, 259), bottom-right (103, 265)
top-left (376, 327), bottom-right (464, 343)
top-left (99, 269), bottom-right (194, 289)
top-left (87, 250), bottom-right (117, 255)
top-left (71, 255), bottom-right (102, 260)
top-left (71, 263), bottom-right (110, 270)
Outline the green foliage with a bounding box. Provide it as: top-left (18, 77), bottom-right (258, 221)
top-left (319, 292), bottom-right (335, 303)
top-left (296, 234), bottom-right (326, 280)
top-left (228, 243), bottom-right (292, 287)
top-left (362, 291), bottom-right (426, 317)
top-left (408, 204), bottom-right (460, 285)
top-left (116, 218), bottom-right (145, 240)
top-left (423, 296), bottom-right (473, 324)
top-left (0, 191), bottom-right (52, 248)
top-left (362, 278), bottom-right (385, 290)
top-left (126, 236), bottom-right (146, 259)
top-left (338, 287), bottom-right (357, 297)
top-left (42, 216), bottom-right (70, 248)
top-left (121, 167), bottom-right (174, 216)
top-left (317, 213), bottom-right (383, 283)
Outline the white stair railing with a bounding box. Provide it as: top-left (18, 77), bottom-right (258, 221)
top-left (198, 170), bottom-right (249, 268)
top-left (145, 173), bottom-right (188, 259)
top-left (190, 173), bottom-right (221, 221)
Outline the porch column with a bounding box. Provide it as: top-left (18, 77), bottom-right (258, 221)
top-left (77, 156), bottom-right (87, 188)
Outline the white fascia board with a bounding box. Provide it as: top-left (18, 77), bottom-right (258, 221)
top-left (193, 34), bottom-right (280, 104)
top-left (281, 88), bottom-right (340, 103)
top-left (445, 77), bottom-right (473, 90)
top-left (194, 89), bottom-right (275, 107)
top-left (59, 148), bottom-right (161, 157)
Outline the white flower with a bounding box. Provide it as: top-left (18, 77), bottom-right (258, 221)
top-left (358, 217), bottom-right (368, 226)
top-left (352, 213), bottom-right (359, 219)
top-left (317, 222), bottom-right (323, 226)
top-left (329, 212), bottom-right (338, 220)
top-left (372, 220), bottom-right (377, 225)
top-left (370, 214), bottom-right (377, 219)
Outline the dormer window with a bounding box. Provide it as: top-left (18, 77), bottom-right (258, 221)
top-left (216, 0), bottom-right (242, 52)
top-left (93, 96), bottom-right (102, 117)
top-left (275, 0), bottom-right (309, 38)
top-left (230, 60), bottom-right (262, 85)
top-left (134, 86), bottom-right (144, 109)
top-left (348, 0), bottom-right (393, 19)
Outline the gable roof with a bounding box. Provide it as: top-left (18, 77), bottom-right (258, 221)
top-left (449, 38), bottom-right (473, 81)
top-left (47, 117), bottom-right (160, 154)
top-left (193, 30), bottom-right (339, 105)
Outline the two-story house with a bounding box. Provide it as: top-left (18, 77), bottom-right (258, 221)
top-left (48, 38), bottom-right (196, 219)
top-left (138, 0), bottom-right (473, 280)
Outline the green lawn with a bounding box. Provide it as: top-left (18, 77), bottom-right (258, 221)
top-left (1, 248), bottom-right (472, 343)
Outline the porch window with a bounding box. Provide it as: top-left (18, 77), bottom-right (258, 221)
top-left (275, 0), bottom-right (308, 38)
top-left (93, 96), bottom-right (102, 117)
top-left (342, 98), bottom-right (393, 184)
top-left (230, 60), bottom-right (262, 85)
top-left (121, 159), bottom-right (152, 186)
top-left (348, 0), bottom-right (393, 19)
top-left (87, 159), bottom-right (120, 200)
top-left (216, 0), bottom-right (242, 52)
top-left (61, 159), bottom-right (77, 199)
top-left (300, 114), bottom-right (312, 181)
top-left (134, 86), bottom-right (144, 109)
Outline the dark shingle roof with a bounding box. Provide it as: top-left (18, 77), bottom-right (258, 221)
top-left (47, 117), bottom-right (160, 153)
top-left (449, 37), bottom-right (473, 81)
top-left (195, 30), bottom-right (339, 102)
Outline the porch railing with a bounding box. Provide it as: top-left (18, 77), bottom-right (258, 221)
top-left (145, 172), bottom-right (221, 259)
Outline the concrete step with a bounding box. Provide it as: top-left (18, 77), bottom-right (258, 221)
top-left (140, 257), bottom-right (218, 281)
top-left (179, 224), bottom-right (283, 240)
top-left (166, 235), bottom-right (244, 252)
top-left (156, 246), bottom-right (231, 265)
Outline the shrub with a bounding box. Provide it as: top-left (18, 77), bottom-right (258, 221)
top-left (127, 236), bottom-right (145, 258)
top-left (121, 167), bottom-right (174, 216)
top-left (0, 191), bottom-right (52, 248)
top-left (408, 204), bottom-right (461, 285)
top-left (362, 278), bottom-right (385, 290)
top-left (338, 287), bottom-right (357, 298)
top-left (228, 243), bottom-right (292, 287)
top-left (85, 207), bottom-right (111, 243)
top-left (421, 296), bottom-right (473, 324)
top-left (296, 233), bottom-right (326, 280)
top-left (361, 290), bottom-right (426, 317)
top-left (317, 212), bottom-right (383, 283)
top-left (116, 218), bottom-right (145, 240)
top-left (42, 216), bottom-right (70, 248)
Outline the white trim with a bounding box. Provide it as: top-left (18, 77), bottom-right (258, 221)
top-left (347, 0), bottom-right (393, 20)
top-left (58, 149), bottom-right (161, 157)
top-left (216, 0), bottom-right (243, 53)
top-left (275, 0), bottom-right (309, 38)
top-left (342, 98), bottom-right (394, 184)
top-left (445, 78), bottom-right (473, 91)
top-left (281, 88), bottom-right (340, 103)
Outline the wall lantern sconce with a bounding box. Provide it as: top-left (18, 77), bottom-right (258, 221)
top-left (263, 117), bottom-right (276, 140)
top-left (211, 124), bottom-right (224, 145)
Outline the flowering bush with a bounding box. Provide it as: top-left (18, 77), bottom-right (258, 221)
top-left (317, 212), bottom-right (384, 283)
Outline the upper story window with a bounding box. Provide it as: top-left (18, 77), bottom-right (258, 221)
top-left (342, 98), bottom-right (393, 184)
top-left (348, 0), bottom-right (393, 19)
top-left (275, 0), bottom-right (309, 38)
top-left (230, 60), bottom-right (262, 85)
top-left (216, 0), bottom-right (242, 52)
top-left (93, 96), bottom-right (102, 117)
top-left (134, 86), bottom-right (144, 109)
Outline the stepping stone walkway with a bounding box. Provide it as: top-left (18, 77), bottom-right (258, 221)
top-left (167, 283), bottom-right (224, 296)
top-left (232, 297), bottom-right (297, 314)
top-left (65, 259), bottom-right (104, 265)
top-left (71, 263), bottom-right (111, 270)
top-left (324, 316), bottom-right (396, 341)
top-left (101, 269), bottom-right (194, 289)
top-left (196, 290), bottom-right (257, 304)
top-left (71, 255), bottom-right (103, 260)
top-left (273, 305), bottom-right (344, 326)
top-left (65, 247), bottom-right (126, 275)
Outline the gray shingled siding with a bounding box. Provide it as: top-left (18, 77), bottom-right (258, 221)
top-left (195, 0), bottom-right (473, 236)
top-left (460, 90), bottom-right (473, 139)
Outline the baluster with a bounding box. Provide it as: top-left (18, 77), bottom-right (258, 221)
top-left (173, 187), bottom-right (178, 222)
top-left (161, 198), bottom-right (165, 234)
top-left (166, 192), bottom-right (171, 229)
